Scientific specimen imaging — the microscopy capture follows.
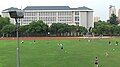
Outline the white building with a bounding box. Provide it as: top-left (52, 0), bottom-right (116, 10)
top-left (2, 6), bottom-right (94, 28)
top-left (109, 5), bottom-right (116, 18)
top-left (118, 9), bottom-right (120, 19)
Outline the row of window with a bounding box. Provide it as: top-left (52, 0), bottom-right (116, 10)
top-left (39, 17), bottom-right (56, 21)
top-left (23, 17), bottom-right (37, 20)
top-left (38, 17), bottom-right (73, 21)
top-left (24, 12), bottom-right (37, 16)
top-left (58, 12), bottom-right (72, 16)
top-left (58, 17), bottom-right (72, 21)
top-left (24, 11), bottom-right (78, 16)
top-left (23, 20), bottom-right (35, 22)
top-left (39, 12), bottom-right (56, 16)
top-left (22, 22), bottom-right (29, 24)
top-left (23, 17), bottom-right (79, 22)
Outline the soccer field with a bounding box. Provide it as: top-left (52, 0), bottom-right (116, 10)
top-left (0, 38), bottom-right (120, 67)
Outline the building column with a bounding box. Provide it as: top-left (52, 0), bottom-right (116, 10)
top-left (37, 12), bottom-right (39, 20)
top-left (56, 12), bottom-right (58, 23)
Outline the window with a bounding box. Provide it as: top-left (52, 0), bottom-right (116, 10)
top-left (75, 17), bottom-right (79, 21)
top-left (75, 11), bottom-right (79, 15)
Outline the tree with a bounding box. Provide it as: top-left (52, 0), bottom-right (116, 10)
top-left (94, 21), bottom-right (113, 35)
top-left (67, 25), bottom-right (76, 32)
top-left (20, 25), bottom-right (29, 32)
top-left (57, 23), bottom-right (69, 33)
top-left (50, 23), bottom-right (69, 35)
top-left (1, 24), bottom-right (16, 37)
top-left (109, 13), bottom-right (118, 25)
top-left (19, 25), bottom-right (29, 36)
top-left (92, 21), bottom-right (120, 36)
top-left (0, 17), bottom-right (10, 30)
top-left (29, 20), bottom-right (48, 34)
top-left (111, 25), bottom-right (120, 36)
top-left (79, 26), bottom-right (87, 35)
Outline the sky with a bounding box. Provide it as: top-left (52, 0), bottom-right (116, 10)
top-left (0, 0), bottom-right (120, 21)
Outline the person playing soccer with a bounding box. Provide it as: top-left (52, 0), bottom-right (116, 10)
top-left (95, 57), bottom-right (99, 67)
top-left (33, 40), bottom-right (35, 42)
top-left (60, 43), bottom-right (64, 49)
top-left (109, 41), bottom-right (111, 45)
top-left (115, 41), bottom-right (118, 46)
top-left (32, 40), bottom-right (36, 44)
top-left (21, 40), bottom-right (24, 44)
top-left (105, 52), bottom-right (109, 57)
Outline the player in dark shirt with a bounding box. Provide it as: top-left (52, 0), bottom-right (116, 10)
top-left (109, 41), bottom-right (111, 45)
top-left (95, 57), bottom-right (99, 67)
top-left (115, 41), bottom-right (118, 46)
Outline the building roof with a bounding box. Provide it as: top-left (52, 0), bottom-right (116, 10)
top-left (77, 6), bottom-right (93, 10)
top-left (24, 6), bottom-right (70, 10)
top-left (2, 6), bottom-right (93, 13)
top-left (24, 6), bottom-right (93, 10)
top-left (2, 7), bottom-right (21, 11)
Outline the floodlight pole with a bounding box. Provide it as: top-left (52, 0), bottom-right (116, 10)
top-left (15, 18), bottom-right (20, 67)
top-left (9, 10), bottom-right (23, 67)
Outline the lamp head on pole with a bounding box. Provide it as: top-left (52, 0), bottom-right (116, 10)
top-left (9, 10), bottom-right (24, 18)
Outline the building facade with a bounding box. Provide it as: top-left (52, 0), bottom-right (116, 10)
top-left (2, 6), bottom-right (94, 28)
top-left (118, 9), bottom-right (120, 19)
top-left (109, 5), bottom-right (116, 18)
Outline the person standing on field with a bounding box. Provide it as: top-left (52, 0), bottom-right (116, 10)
top-left (60, 44), bottom-right (64, 49)
top-left (115, 41), bottom-right (118, 46)
top-left (95, 57), bottom-right (99, 67)
top-left (21, 40), bottom-right (24, 44)
top-left (109, 41), bottom-right (111, 45)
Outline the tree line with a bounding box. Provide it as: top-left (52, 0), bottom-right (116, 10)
top-left (92, 13), bottom-right (120, 36)
top-left (0, 18), bottom-right (87, 37)
top-left (92, 21), bottom-right (120, 36)
top-left (0, 14), bottom-right (120, 37)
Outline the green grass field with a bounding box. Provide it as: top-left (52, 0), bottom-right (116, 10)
top-left (0, 38), bottom-right (120, 67)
